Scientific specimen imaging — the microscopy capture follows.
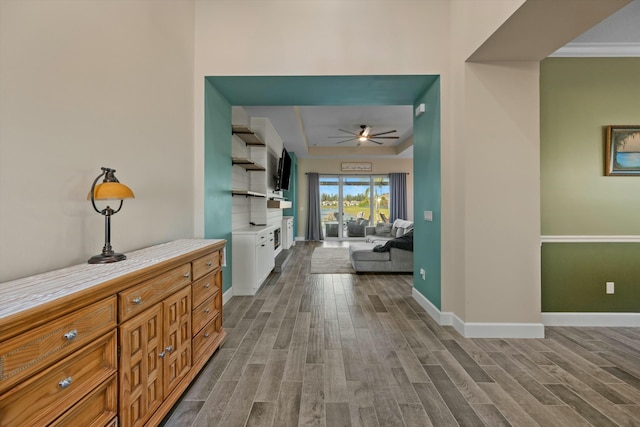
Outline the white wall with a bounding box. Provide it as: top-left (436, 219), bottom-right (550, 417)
top-left (0, 0), bottom-right (195, 281)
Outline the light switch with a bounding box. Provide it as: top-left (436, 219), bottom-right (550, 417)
top-left (424, 211), bottom-right (433, 221)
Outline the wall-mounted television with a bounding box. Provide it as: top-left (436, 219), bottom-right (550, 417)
top-left (275, 148), bottom-right (292, 191)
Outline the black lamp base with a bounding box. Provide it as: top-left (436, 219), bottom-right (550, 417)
top-left (88, 253), bottom-right (127, 264)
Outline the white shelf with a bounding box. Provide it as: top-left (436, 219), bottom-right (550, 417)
top-left (267, 199), bottom-right (292, 209)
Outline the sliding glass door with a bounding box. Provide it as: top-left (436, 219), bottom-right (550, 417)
top-left (319, 175), bottom-right (390, 239)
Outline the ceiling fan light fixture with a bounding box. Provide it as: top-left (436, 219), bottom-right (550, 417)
top-left (358, 136), bottom-right (367, 142)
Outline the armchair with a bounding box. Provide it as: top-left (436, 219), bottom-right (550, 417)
top-left (346, 218), bottom-right (368, 237)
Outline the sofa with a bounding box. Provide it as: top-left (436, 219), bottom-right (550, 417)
top-left (350, 228), bottom-right (413, 273)
top-left (365, 219), bottom-right (414, 243)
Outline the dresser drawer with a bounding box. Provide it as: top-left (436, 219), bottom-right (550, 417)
top-left (119, 263), bottom-right (192, 321)
top-left (192, 270), bottom-right (221, 309)
top-left (192, 250), bottom-right (221, 280)
top-left (0, 330), bottom-right (116, 427)
top-left (50, 373), bottom-right (118, 427)
top-left (192, 292), bottom-right (221, 336)
top-left (192, 313), bottom-right (222, 362)
top-left (0, 297), bottom-right (116, 394)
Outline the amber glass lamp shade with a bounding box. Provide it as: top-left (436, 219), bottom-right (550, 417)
top-left (89, 182), bottom-right (135, 201)
top-left (88, 167), bottom-right (135, 264)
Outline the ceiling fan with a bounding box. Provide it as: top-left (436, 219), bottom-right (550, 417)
top-left (329, 125), bottom-right (399, 146)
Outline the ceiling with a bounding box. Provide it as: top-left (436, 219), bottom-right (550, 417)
top-left (226, 0), bottom-right (639, 160)
top-left (243, 105), bottom-right (414, 159)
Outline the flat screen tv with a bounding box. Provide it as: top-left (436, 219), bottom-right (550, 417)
top-left (275, 148), bottom-right (292, 191)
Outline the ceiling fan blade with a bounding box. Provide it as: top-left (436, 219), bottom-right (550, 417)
top-left (368, 136), bottom-right (399, 139)
top-left (335, 138), bottom-right (355, 144)
top-left (329, 136), bottom-right (357, 138)
top-left (369, 130), bottom-right (397, 137)
top-left (369, 139), bottom-right (384, 145)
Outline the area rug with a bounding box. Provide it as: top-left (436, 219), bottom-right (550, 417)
top-left (310, 247), bottom-right (355, 274)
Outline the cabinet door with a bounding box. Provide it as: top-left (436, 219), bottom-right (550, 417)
top-left (119, 304), bottom-right (163, 427)
top-left (162, 286), bottom-right (192, 395)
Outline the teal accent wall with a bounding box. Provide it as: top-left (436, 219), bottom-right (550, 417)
top-left (412, 79), bottom-right (441, 309)
top-left (542, 243), bottom-right (640, 312)
top-left (204, 79), bottom-right (232, 292)
top-left (283, 152), bottom-right (298, 234)
top-left (541, 58), bottom-right (640, 313)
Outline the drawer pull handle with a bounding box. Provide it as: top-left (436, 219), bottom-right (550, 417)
top-left (64, 330), bottom-right (78, 341)
top-left (132, 297), bottom-right (142, 305)
top-left (159, 351), bottom-right (166, 358)
top-left (59, 377), bottom-right (73, 389)
top-left (204, 308), bottom-right (210, 314)
top-left (204, 332), bottom-right (210, 338)
top-left (206, 261), bottom-right (213, 267)
top-left (204, 283), bottom-right (210, 289)
top-left (184, 273), bottom-right (190, 278)
top-left (165, 345), bottom-right (174, 353)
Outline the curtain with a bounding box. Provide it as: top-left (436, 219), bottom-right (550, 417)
top-left (305, 173), bottom-right (324, 241)
top-left (389, 172), bottom-right (407, 222)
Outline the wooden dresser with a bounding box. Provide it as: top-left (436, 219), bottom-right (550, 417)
top-left (0, 239), bottom-right (226, 427)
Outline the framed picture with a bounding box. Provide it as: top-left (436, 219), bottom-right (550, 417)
top-left (605, 125), bottom-right (640, 176)
top-left (341, 162), bottom-right (372, 172)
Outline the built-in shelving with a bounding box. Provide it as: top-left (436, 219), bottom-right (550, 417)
top-left (232, 189), bottom-right (266, 198)
top-left (232, 125), bottom-right (266, 146)
top-left (232, 157), bottom-right (266, 171)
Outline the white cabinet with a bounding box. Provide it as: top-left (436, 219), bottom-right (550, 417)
top-left (282, 216), bottom-right (294, 250)
top-left (232, 226), bottom-right (276, 296)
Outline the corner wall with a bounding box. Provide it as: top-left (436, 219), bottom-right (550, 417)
top-left (204, 80), bottom-right (233, 292)
top-left (413, 79), bottom-right (442, 308)
top-left (541, 58), bottom-right (640, 315)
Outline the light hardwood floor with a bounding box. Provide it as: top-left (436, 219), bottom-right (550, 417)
top-left (162, 241), bottom-right (640, 426)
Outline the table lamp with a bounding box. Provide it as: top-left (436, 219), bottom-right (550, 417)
top-left (88, 167), bottom-right (135, 264)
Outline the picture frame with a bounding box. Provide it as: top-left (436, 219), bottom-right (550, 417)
top-left (341, 162), bottom-right (372, 172)
top-left (605, 125), bottom-right (640, 176)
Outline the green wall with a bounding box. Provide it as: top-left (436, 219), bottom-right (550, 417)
top-left (541, 58), bottom-right (640, 235)
top-left (283, 152), bottom-right (298, 235)
top-left (542, 243), bottom-right (640, 312)
top-left (413, 78), bottom-right (441, 309)
top-left (204, 79), bottom-right (233, 292)
top-left (540, 58), bottom-right (640, 313)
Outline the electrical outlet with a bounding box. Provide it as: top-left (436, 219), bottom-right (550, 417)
top-left (606, 282), bottom-right (615, 294)
top-left (420, 268), bottom-right (426, 280)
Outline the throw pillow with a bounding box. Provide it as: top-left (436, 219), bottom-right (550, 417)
top-left (376, 222), bottom-right (392, 236)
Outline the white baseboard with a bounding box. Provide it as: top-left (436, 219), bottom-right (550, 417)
top-left (222, 287), bottom-right (233, 306)
top-left (542, 312), bottom-right (640, 327)
top-left (412, 288), bottom-right (545, 338)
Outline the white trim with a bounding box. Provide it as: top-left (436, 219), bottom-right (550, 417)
top-left (541, 235), bottom-right (640, 243)
top-left (550, 42), bottom-right (640, 57)
top-left (411, 289), bottom-right (545, 338)
top-left (461, 322), bottom-right (545, 339)
top-left (222, 287), bottom-right (233, 306)
top-left (412, 288), bottom-right (443, 323)
top-left (542, 312), bottom-right (640, 327)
